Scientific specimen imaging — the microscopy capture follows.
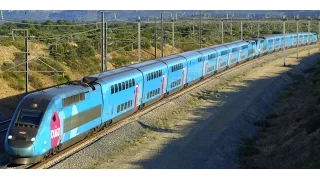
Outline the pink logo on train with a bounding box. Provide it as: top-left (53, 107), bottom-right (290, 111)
top-left (50, 112), bottom-right (61, 148)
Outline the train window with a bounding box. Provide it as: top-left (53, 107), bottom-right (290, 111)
top-left (268, 40), bottom-right (273, 43)
top-left (16, 109), bottom-right (43, 126)
top-left (158, 88), bottom-right (160, 94)
top-left (129, 79), bottom-right (132, 87)
top-left (121, 104), bottom-right (124, 111)
top-left (125, 81), bottom-right (129, 89)
top-left (147, 93), bottom-right (150, 99)
top-left (221, 50), bottom-right (228, 56)
top-left (122, 82), bottom-right (125, 90)
top-left (115, 84), bottom-right (118, 93)
top-left (118, 83), bottom-right (122, 91)
top-left (117, 105), bottom-right (120, 113)
top-left (111, 85), bottom-right (114, 94)
top-left (124, 102), bottom-right (128, 109)
top-left (232, 48), bottom-right (238, 52)
top-left (132, 79), bottom-right (135, 86)
top-left (80, 93), bottom-right (85, 101)
top-left (251, 42), bottom-right (255, 46)
top-left (241, 45), bottom-right (248, 49)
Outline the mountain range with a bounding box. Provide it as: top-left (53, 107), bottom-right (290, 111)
top-left (1, 10), bottom-right (319, 22)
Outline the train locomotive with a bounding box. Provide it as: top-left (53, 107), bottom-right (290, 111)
top-left (4, 32), bottom-right (318, 164)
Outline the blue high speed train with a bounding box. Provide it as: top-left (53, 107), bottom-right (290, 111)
top-left (4, 32), bottom-right (318, 164)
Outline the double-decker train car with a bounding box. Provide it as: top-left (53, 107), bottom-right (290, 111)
top-left (4, 32), bottom-right (318, 164)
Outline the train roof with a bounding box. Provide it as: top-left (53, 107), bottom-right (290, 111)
top-left (196, 47), bottom-right (217, 54)
top-left (179, 50), bottom-right (202, 59)
top-left (26, 83), bottom-right (90, 105)
top-left (211, 45), bottom-right (229, 51)
top-left (128, 60), bottom-right (166, 71)
top-left (157, 54), bottom-right (186, 64)
top-left (221, 43), bottom-right (239, 49)
top-left (251, 38), bottom-right (265, 41)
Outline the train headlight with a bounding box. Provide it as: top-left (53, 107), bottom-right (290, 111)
top-left (8, 135), bottom-right (12, 139)
top-left (31, 137), bottom-right (36, 142)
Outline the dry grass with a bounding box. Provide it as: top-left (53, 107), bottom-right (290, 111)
top-left (239, 61), bottom-right (320, 169)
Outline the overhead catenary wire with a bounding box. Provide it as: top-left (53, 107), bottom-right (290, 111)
top-left (33, 28), bottom-right (100, 40)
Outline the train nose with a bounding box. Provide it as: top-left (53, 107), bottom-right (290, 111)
top-left (5, 140), bottom-right (34, 157)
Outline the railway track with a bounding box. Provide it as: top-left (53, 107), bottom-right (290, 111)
top-left (1, 44), bottom-right (318, 169)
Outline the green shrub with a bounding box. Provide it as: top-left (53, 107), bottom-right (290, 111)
top-left (29, 75), bottom-right (43, 89)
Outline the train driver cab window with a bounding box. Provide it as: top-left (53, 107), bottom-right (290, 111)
top-left (16, 109), bottom-right (43, 126)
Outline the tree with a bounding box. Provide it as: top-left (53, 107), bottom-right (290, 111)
top-left (76, 39), bottom-right (95, 59)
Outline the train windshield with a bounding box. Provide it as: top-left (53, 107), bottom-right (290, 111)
top-left (16, 109), bottom-right (43, 126)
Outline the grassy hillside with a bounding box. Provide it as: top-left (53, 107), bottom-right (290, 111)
top-left (0, 19), bottom-right (317, 116)
top-left (239, 56), bottom-right (320, 168)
